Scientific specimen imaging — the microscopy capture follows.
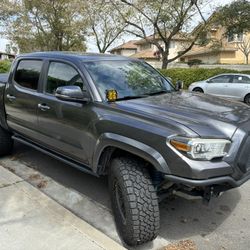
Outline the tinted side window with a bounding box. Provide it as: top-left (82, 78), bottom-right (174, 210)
top-left (46, 62), bottom-right (86, 94)
top-left (14, 60), bottom-right (43, 90)
top-left (210, 75), bottom-right (231, 83)
top-left (233, 75), bottom-right (250, 84)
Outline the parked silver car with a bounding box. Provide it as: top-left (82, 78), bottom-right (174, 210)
top-left (188, 73), bottom-right (250, 104)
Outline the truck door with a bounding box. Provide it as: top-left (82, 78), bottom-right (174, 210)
top-left (37, 60), bottom-right (94, 164)
top-left (4, 59), bottom-right (43, 139)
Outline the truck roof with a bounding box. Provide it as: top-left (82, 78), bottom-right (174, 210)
top-left (17, 51), bottom-right (136, 62)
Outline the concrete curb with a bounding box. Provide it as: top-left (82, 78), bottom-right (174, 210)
top-left (0, 165), bottom-right (126, 250)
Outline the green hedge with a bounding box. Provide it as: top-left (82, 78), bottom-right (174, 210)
top-left (0, 60), bottom-right (12, 73)
top-left (160, 68), bottom-right (250, 89)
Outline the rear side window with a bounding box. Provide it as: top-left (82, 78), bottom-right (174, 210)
top-left (233, 75), bottom-right (250, 84)
top-left (14, 60), bottom-right (43, 90)
top-left (46, 62), bottom-right (86, 94)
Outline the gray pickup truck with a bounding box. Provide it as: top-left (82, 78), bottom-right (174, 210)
top-left (1, 52), bottom-right (250, 246)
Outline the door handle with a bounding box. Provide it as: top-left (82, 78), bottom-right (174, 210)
top-left (6, 94), bottom-right (16, 101)
top-left (38, 103), bottom-right (50, 111)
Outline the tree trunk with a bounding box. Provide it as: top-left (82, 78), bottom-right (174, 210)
top-left (161, 49), bottom-right (170, 69)
top-left (246, 54), bottom-right (249, 64)
top-left (161, 54), bottom-right (169, 69)
top-left (100, 48), bottom-right (106, 53)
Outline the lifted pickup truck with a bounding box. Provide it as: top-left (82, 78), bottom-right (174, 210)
top-left (1, 52), bottom-right (250, 246)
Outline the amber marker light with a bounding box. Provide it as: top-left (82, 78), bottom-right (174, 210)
top-left (170, 139), bottom-right (191, 152)
top-left (106, 89), bottom-right (118, 102)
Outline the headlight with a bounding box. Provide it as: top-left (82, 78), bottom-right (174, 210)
top-left (169, 137), bottom-right (231, 160)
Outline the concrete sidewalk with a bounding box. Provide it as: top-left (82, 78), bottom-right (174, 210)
top-left (0, 165), bottom-right (125, 250)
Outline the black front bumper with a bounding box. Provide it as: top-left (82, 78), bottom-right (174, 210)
top-left (164, 170), bottom-right (250, 188)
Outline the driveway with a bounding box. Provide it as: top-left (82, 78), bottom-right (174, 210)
top-left (1, 142), bottom-right (249, 250)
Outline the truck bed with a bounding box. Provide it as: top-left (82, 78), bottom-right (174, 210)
top-left (0, 73), bottom-right (9, 84)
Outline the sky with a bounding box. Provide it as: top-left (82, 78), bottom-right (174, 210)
top-left (0, 0), bottom-right (234, 53)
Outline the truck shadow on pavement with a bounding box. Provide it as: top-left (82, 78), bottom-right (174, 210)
top-left (158, 190), bottom-right (240, 240)
top-left (8, 143), bottom-right (241, 244)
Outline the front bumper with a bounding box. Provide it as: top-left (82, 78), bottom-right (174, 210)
top-left (164, 169), bottom-right (250, 188)
top-left (165, 122), bottom-right (250, 181)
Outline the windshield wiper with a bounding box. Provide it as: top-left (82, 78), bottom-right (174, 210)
top-left (146, 90), bottom-right (172, 96)
top-left (114, 90), bottom-right (171, 101)
top-left (115, 94), bottom-right (149, 101)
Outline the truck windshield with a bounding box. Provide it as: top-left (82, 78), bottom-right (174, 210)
top-left (83, 60), bottom-right (174, 101)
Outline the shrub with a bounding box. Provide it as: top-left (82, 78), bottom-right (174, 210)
top-left (0, 60), bottom-right (11, 73)
top-left (159, 68), bottom-right (250, 89)
top-left (187, 59), bottom-right (202, 67)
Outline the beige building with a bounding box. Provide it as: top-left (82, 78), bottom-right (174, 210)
top-left (110, 21), bottom-right (250, 67)
top-left (180, 25), bottom-right (250, 64)
top-left (110, 35), bottom-right (190, 68)
top-left (109, 40), bottom-right (138, 57)
top-left (0, 51), bottom-right (15, 60)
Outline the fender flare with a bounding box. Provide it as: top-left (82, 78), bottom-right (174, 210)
top-left (92, 133), bottom-right (170, 174)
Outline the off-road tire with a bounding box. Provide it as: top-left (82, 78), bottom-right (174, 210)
top-left (193, 87), bottom-right (204, 93)
top-left (109, 157), bottom-right (160, 246)
top-left (0, 126), bottom-right (13, 156)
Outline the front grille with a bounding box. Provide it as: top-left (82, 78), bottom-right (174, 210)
top-left (237, 136), bottom-right (250, 173)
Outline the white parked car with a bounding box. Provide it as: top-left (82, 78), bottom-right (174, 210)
top-left (188, 73), bottom-right (250, 104)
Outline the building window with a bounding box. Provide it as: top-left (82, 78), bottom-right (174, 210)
top-left (210, 30), bottom-right (217, 38)
top-left (228, 33), bottom-right (234, 42)
top-left (228, 32), bottom-right (243, 42)
top-left (169, 41), bottom-right (176, 49)
top-left (237, 33), bottom-right (243, 42)
top-left (141, 43), bottom-right (151, 50)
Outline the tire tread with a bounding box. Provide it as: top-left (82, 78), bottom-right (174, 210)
top-left (109, 157), bottom-right (160, 246)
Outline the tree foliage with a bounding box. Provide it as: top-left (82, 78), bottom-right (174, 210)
top-left (110, 0), bottom-right (210, 69)
top-left (3, 0), bottom-right (87, 52)
top-left (85, 0), bottom-right (128, 53)
top-left (0, 60), bottom-right (11, 73)
top-left (0, 0), bottom-right (235, 64)
top-left (0, 0), bottom-right (17, 21)
top-left (214, 0), bottom-right (250, 64)
top-left (216, 0), bottom-right (250, 35)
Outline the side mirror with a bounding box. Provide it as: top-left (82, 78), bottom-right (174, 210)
top-left (55, 86), bottom-right (90, 103)
top-left (176, 80), bottom-right (184, 91)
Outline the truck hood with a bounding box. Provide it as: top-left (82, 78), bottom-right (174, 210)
top-left (115, 91), bottom-right (250, 138)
